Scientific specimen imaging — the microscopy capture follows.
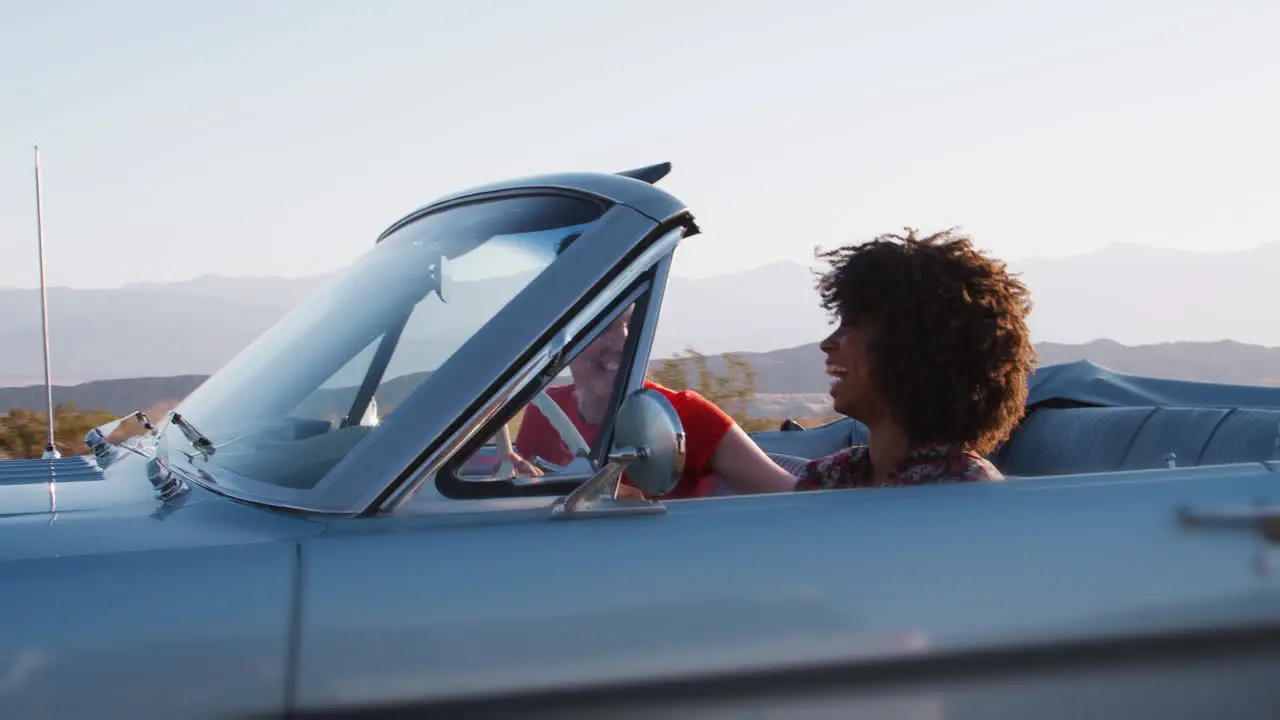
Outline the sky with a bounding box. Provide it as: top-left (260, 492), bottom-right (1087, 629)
top-left (1, 0), bottom-right (1277, 289)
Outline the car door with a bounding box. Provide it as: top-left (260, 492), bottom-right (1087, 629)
top-left (294, 461), bottom-right (1280, 717)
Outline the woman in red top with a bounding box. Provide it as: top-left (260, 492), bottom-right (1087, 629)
top-left (510, 305), bottom-right (795, 499)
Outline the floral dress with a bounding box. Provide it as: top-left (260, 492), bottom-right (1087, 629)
top-left (794, 444), bottom-right (1002, 491)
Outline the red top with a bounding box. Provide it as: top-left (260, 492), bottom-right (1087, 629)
top-left (513, 380), bottom-right (734, 499)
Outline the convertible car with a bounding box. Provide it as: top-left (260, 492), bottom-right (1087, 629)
top-left (3, 164), bottom-right (1279, 719)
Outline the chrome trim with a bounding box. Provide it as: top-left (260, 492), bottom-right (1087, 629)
top-left (381, 342), bottom-right (559, 511)
top-left (554, 253), bottom-right (665, 362)
top-left (1178, 502), bottom-right (1280, 547)
top-left (168, 412), bottom-right (216, 458)
top-left (550, 446), bottom-right (667, 520)
top-left (594, 240), bottom-right (678, 455)
top-left (147, 455), bottom-right (189, 500)
top-left (32, 147), bottom-right (60, 461)
top-left (83, 410), bottom-right (157, 469)
top-left (634, 248), bottom-right (674, 376)
top-left (160, 448), bottom-right (335, 515)
top-left (380, 226), bottom-right (685, 513)
top-left (1178, 503), bottom-right (1280, 529)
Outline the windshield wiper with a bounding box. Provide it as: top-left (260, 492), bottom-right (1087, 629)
top-left (169, 412), bottom-right (216, 459)
top-left (84, 410), bottom-right (158, 469)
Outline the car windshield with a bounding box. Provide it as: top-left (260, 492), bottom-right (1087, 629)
top-left (158, 193), bottom-right (607, 494)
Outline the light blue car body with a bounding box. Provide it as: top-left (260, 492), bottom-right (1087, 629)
top-left (2, 165), bottom-right (1279, 719)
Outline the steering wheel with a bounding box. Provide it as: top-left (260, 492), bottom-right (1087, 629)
top-left (495, 390), bottom-right (592, 477)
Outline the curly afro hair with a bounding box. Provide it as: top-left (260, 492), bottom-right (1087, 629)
top-left (815, 228), bottom-right (1036, 455)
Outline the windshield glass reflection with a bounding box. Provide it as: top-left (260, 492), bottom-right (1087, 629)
top-left (162, 194), bottom-right (607, 492)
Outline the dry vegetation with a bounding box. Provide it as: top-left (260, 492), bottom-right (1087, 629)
top-left (0, 400), bottom-right (178, 460)
top-left (650, 347), bottom-right (813, 432)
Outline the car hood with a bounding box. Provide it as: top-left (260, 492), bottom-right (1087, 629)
top-left (0, 453), bottom-right (324, 563)
top-left (1, 454), bottom-right (165, 516)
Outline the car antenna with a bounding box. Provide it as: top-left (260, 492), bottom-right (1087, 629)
top-left (32, 145), bottom-right (60, 460)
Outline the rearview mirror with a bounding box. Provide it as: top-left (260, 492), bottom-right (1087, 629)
top-left (431, 255), bottom-right (452, 304)
top-left (551, 387), bottom-right (685, 520)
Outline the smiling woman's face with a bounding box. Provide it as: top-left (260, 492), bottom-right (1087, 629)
top-left (820, 316), bottom-right (886, 425)
top-left (569, 305), bottom-right (634, 408)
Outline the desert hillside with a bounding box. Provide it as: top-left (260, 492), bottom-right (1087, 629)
top-left (2, 339), bottom-right (1276, 418)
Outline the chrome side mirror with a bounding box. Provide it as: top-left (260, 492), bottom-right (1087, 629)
top-left (551, 387), bottom-right (685, 520)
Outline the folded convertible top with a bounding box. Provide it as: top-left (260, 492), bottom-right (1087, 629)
top-left (1027, 360), bottom-right (1280, 410)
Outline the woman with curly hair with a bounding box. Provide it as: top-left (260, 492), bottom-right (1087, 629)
top-left (794, 228), bottom-right (1036, 490)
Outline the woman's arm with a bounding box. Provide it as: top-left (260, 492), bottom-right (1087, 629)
top-left (708, 424), bottom-right (799, 494)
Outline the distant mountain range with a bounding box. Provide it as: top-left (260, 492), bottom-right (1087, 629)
top-left (3, 339), bottom-right (1277, 418)
top-left (1, 241), bottom-right (1277, 387)
top-left (731, 338), bottom-right (1280, 395)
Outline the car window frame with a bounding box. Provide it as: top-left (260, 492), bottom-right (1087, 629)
top-left (431, 277), bottom-right (655, 500)
top-left (381, 225), bottom-right (684, 513)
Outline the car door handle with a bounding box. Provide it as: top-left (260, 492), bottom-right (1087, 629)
top-left (1178, 504), bottom-right (1280, 542)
